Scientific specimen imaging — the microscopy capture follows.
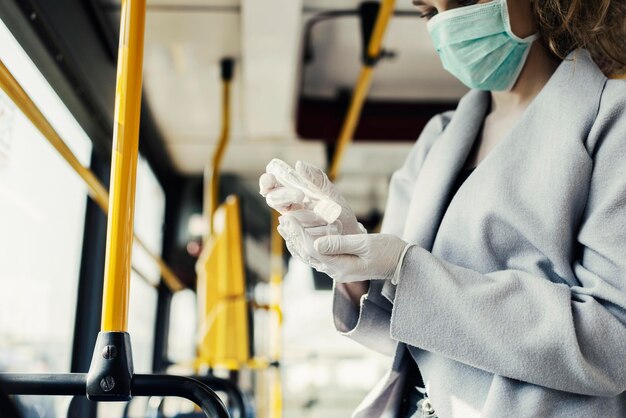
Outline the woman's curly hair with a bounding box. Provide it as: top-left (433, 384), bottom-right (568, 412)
top-left (534, 0), bottom-right (626, 76)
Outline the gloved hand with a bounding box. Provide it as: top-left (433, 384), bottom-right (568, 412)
top-left (259, 161), bottom-right (365, 235)
top-left (259, 172), bottom-right (307, 212)
top-left (312, 234), bottom-right (410, 283)
top-left (276, 212), bottom-right (324, 270)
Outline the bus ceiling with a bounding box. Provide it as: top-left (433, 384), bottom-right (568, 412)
top-left (0, 0), bottom-right (466, 179)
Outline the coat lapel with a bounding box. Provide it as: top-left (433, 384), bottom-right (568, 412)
top-left (402, 89), bottom-right (490, 249)
top-left (402, 50), bottom-right (606, 252)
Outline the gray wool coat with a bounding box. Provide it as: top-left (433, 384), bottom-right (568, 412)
top-left (332, 50), bottom-right (626, 417)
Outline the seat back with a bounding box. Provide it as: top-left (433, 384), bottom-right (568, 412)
top-left (196, 195), bottom-right (250, 369)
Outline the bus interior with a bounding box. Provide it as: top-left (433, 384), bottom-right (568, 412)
top-left (0, 0), bottom-right (469, 417)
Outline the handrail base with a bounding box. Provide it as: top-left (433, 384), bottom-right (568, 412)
top-left (86, 331), bottom-right (134, 401)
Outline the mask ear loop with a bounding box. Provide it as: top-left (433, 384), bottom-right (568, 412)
top-left (500, 0), bottom-right (540, 91)
top-left (501, 0), bottom-right (540, 44)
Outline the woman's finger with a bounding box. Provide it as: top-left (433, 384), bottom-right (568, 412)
top-left (266, 187), bottom-right (306, 212)
top-left (259, 172), bottom-right (279, 196)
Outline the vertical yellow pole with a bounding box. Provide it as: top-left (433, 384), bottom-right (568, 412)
top-left (205, 59), bottom-right (233, 235)
top-left (269, 211), bottom-right (283, 418)
top-left (269, 211), bottom-right (283, 360)
top-left (101, 0), bottom-right (147, 332)
top-left (328, 0), bottom-right (396, 181)
top-left (208, 79), bottom-right (231, 233)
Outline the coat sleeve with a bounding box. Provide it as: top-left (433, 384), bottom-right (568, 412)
top-left (332, 112), bottom-right (455, 356)
top-left (390, 80), bottom-right (626, 397)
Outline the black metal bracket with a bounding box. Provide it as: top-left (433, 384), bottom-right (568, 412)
top-left (359, 2), bottom-right (397, 67)
top-left (358, 2), bottom-right (379, 66)
top-left (362, 49), bottom-right (396, 67)
top-left (221, 58), bottom-right (234, 82)
top-left (86, 331), bottom-right (134, 401)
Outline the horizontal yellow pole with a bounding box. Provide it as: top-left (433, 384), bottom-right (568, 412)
top-left (328, 0), bottom-right (396, 181)
top-left (134, 236), bottom-right (183, 292)
top-left (131, 264), bottom-right (157, 288)
top-left (609, 73), bottom-right (626, 79)
top-left (0, 59), bottom-right (184, 294)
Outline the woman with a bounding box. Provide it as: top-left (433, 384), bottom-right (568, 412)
top-left (260, 0), bottom-right (626, 416)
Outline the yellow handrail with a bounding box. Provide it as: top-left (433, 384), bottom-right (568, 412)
top-left (135, 236), bottom-right (183, 291)
top-left (0, 54), bottom-right (184, 295)
top-left (206, 59), bottom-right (233, 234)
top-left (269, 211), bottom-right (283, 359)
top-left (100, 0), bottom-right (147, 332)
top-left (328, 0), bottom-right (396, 181)
top-left (269, 211), bottom-right (283, 418)
top-left (0, 60), bottom-right (110, 211)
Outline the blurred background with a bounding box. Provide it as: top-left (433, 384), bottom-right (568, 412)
top-left (0, 0), bottom-right (466, 417)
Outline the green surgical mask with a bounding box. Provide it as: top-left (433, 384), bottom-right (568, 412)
top-left (427, 0), bottom-right (539, 91)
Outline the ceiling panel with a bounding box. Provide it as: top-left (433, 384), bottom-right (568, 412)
top-left (141, 11), bottom-right (243, 137)
top-left (242, 0), bottom-right (303, 140)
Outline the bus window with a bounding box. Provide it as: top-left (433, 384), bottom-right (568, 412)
top-left (167, 288), bottom-right (197, 367)
top-left (0, 16), bottom-right (91, 417)
top-left (128, 272), bottom-right (158, 373)
top-left (128, 156), bottom-right (165, 374)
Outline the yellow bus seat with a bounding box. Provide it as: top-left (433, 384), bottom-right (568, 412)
top-left (196, 195), bottom-right (250, 370)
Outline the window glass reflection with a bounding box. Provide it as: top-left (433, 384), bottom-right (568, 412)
top-left (0, 16), bottom-right (92, 418)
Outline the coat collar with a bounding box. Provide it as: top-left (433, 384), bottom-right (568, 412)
top-left (401, 49), bottom-right (607, 250)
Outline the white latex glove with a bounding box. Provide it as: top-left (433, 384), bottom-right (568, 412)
top-left (313, 234), bottom-right (410, 283)
top-left (286, 210), bottom-right (343, 237)
top-left (276, 213), bottom-right (324, 269)
top-left (259, 161), bottom-right (364, 235)
top-left (259, 172), bottom-right (307, 212)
